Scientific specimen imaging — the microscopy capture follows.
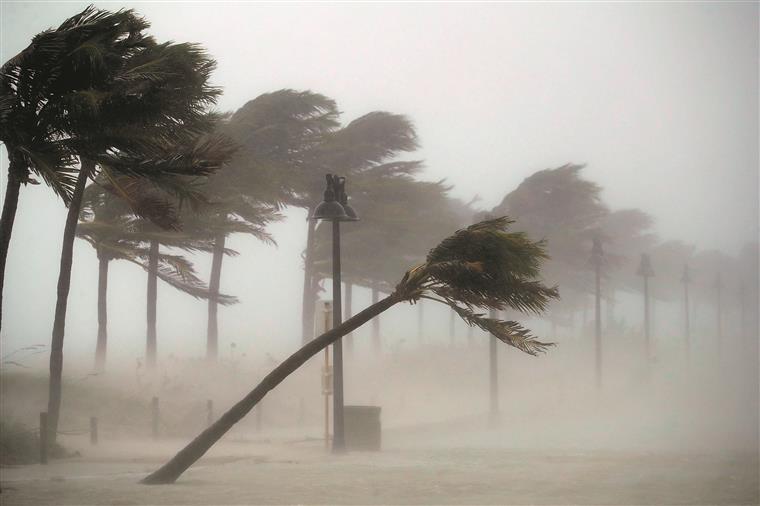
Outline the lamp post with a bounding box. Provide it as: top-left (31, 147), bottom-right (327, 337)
top-left (311, 174), bottom-right (358, 453)
top-left (637, 253), bottom-right (654, 366)
top-left (589, 236), bottom-right (604, 388)
top-left (681, 264), bottom-right (692, 361)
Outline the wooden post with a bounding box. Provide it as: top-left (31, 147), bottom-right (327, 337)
top-left (39, 412), bottom-right (48, 464)
top-left (151, 396), bottom-right (159, 439)
top-left (90, 416), bottom-right (98, 445)
top-left (206, 400), bottom-right (213, 427)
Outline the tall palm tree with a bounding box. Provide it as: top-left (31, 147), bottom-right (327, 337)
top-left (192, 143), bottom-right (284, 362)
top-left (218, 90), bottom-right (341, 345)
top-left (4, 5), bottom-right (229, 443)
top-left (142, 216), bottom-right (559, 484)
top-left (0, 6), bottom-right (152, 332)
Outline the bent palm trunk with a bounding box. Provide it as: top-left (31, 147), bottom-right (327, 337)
top-left (0, 152), bottom-right (24, 334)
top-left (206, 233), bottom-right (225, 362)
top-left (371, 283), bottom-right (381, 352)
top-left (94, 252), bottom-right (109, 370)
top-left (48, 160), bottom-right (92, 443)
top-left (146, 240), bottom-right (159, 369)
top-left (142, 292), bottom-right (401, 484)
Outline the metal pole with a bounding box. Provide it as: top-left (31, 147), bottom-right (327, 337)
top-left (684, 281), bottom-right (691, 360)
top-left (644, 276), bottom-right (650, 364)
top-left (716, 275), bottom-right (722, 358)
top-left (331, 220), bottom-right (345, 452)
top-left (324, 347), bottom-right (330, 449)
top-left (488, 309), bottom-right (499, 423)
top-left (594, 265), bottom-right (602, 386)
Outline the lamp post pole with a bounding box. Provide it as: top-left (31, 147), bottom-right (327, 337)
top-left (311, 174), bottom-right (357, 454)
top-left (331, 219), bottom-right (345, 452)
top-left (682, 264), bottom-right (691, 361)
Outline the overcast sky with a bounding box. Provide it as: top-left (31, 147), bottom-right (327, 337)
top-left (0, 2), bottom-right (757, 363)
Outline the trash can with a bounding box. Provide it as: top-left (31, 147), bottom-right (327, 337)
top-left (343, 405), bottom-right (381, 451)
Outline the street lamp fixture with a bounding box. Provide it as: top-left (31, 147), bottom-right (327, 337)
top-left (311, 173), bottom-right (359, 453)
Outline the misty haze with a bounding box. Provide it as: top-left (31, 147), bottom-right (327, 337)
top-left (0, 2), bottom-right (758, 505)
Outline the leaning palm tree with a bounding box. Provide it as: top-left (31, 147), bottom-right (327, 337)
top-left (141, 216), bottom-right (559, 484)
top-left (41, 8), bottom-right (227, 443)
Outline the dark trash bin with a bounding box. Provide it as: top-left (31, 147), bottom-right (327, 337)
top-left (344, 405), bottom-right (381, 451)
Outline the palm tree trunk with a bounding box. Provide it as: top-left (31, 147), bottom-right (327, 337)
top-left (94, 252), bottom-right (109, 371)
top-left (48, 159), bottom-right (92, 444)
top-left (142, 291), bottom-right (401, 484)
top-left (371, 282), bottom-right (380, 353)
top-left (207, 232), bottom-right (225, 362)
top-left (146, 240), bottom-right (159, 370)
top-left (301, 216), bottom-right (317, 344)
top-left (0, 151), bottom-right (24, 335)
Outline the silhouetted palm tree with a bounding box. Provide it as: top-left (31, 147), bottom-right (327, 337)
top-left (141, 216), bottom-right (559, 484)
top-left (3, 5), bottom-right (230, 442)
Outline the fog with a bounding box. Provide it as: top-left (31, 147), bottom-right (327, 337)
top-left (0, 2), bottom-right (758, 504)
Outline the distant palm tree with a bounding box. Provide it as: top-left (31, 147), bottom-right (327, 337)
top-left (141, 216), bottom-right (559, 484)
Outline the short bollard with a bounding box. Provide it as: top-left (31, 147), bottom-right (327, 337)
top-left (206, 400), bottom-right (213, 427)
top-left (39, 412), bottom-right (48, 464)
top-left (90, 417), bottom-right (98, 445)
top-left (151, 397), bottom-right (159, 439)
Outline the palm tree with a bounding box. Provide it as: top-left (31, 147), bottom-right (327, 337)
top-left (493, 164), bottom-right (609, 332)
top-left (0, 6), bottom-right (150, 332)
top-left (192, 143), bottom-right (284, 362)
top-left (141, 216), bottom-right (559, 484)
top-left (4, 6), bottom-right (229, 443)
top-left (218, 90), bottom-right (341, 345)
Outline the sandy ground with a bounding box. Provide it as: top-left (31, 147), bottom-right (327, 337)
top-left (2, 426), bottom-right (758, 506)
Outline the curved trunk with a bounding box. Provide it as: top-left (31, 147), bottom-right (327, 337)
top-left (146, 240), bottom-right (159, 370)
top-left (344, 282), bottom-right (353, 353)
top-left (206, 233), bottom-right (226, 362)
top-left (47, 160), bottom-right (92, 443)
top-left (0, 151), bottom-right (24, 335)
top-left (371, 282), bottom-right (380, 353)
top-left (94, 253), bottom-right (109, 371)
top-left (301, 216), bottom-right (317, 344)
top-left (142, 291), bottom-right (401, 484)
